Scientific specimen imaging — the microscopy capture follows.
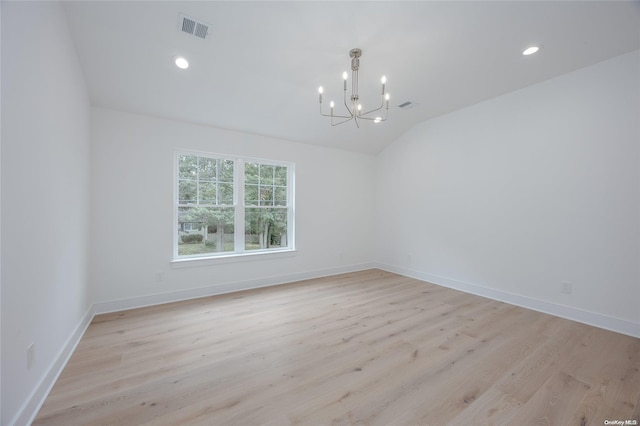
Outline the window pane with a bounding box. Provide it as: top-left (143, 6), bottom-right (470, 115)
top-left (178, 206), bottom-right (235, 256)
top-left (245, 184), bottom-right (259, 206)
top-left (260, 187), bottom-right (274, 206)
top-left (245, 162), bottom-right (259, 184)
top-left (199, 181), bottom-right (217, 204)
top-left (260, 164), bottom-right (274, 185)
top-left (274, 186), bottom-right (287, 206)
top-left (274, 166), bottom-right (287, 186)
top-left (197, 157), bottom-right (216, 179)
top-left (178, 180), bottom-right (197, 204)
top-left (244, 207), bottom-right (287, 251)
top-left (220, 183), bottom-right (233, 205)
top-left (179, 155), bottom-right (198, 179)
top-left (220, 159), bottom-right (234, 182)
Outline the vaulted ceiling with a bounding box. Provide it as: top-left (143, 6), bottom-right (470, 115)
top-left (63, 1), bottom-right (640, 154)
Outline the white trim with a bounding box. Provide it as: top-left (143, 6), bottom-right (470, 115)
top-left (376, 263), bottom-right (640, 339)
top-left (13, 306), bottom-right (95, 426)
top-left (235, 158), bottom-right (245, 254)
top-left (94, 262), bottom-right (377, 315)
top-left (287, 162), bottom-right (296, 250)
top-left (170, 248), bottom-right (296, 267)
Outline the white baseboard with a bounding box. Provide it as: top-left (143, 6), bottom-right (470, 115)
top-left (13, 305), bottom-right (95, 426)
top-left (376, 263), bottom-right (640, 339)
top-left (94, 262), bottom-right (377, 315)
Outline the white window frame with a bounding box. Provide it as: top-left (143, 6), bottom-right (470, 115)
top-left (173, 150), bottom-right (295, 262)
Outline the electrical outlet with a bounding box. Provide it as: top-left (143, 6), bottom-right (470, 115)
top-left (155, 271), bottom-right (164, 282)
top-left (27, 343), bottom-right (35, 369)
top-left (561, 281), bottom-right (572, 294)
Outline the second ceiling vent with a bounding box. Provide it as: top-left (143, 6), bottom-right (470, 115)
top-left (179, 14), bottom-right (210, 40)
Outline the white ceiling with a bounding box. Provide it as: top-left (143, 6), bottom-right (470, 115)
top-left (63, 1), bottom-right (640, 154)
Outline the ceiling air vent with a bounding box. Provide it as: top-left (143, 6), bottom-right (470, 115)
top-left (398, 101), bottom-right (415, 109)
top-left (179, 14), bottom-right (210, 39)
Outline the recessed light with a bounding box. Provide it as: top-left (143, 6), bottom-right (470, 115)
top-left (174, 56), bottom-right (189, 69)
top-left (522, 45), bottom-right (541, 56)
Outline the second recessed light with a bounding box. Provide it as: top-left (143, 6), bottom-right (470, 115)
top-left (174, 56), bottom-right (189, 69)
top-left (522, 45), bottom-right (541, 56)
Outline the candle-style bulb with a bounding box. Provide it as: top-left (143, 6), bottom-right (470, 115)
top-left (342, 71), bottom-right (348, 80)
top-left (381, 75), bottom-right (387, 84)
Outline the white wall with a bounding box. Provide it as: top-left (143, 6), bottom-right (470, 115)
top-left (1, 2), bottom-right (92, 425)
top-left (90, 108), bottom-right (376, 309)
top-left (376, 51), bottom-right (640, 335)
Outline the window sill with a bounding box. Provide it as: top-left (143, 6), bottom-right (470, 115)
top-left (171, 248), bottom-right (297, 268)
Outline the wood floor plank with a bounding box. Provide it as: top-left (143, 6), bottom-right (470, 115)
top-left (33, 270), bottom-right (640, 425)
top-left (568, 331), bottom-right (640, 425)
top-left (447, 386), bottom-right (524, 425)
top-left (493, 320), bottom-right (591, 404)
top-left (505, 371), bottom-right (592, 425)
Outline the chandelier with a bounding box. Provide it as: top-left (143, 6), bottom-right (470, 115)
top-left (318, 48), bottom-right (390, 127)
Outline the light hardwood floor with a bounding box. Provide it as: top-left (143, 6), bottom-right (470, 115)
top-left (35, 270), bottom-right (640, 425)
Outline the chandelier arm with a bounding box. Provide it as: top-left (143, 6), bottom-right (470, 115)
top-left (321, 112), bottom-right (353, 119)
top-left (358, 110), bottom-right (388, 121)
top-left (320, 102), bottom-right (352, 119)
top-left (343, 86), bottom-right (354, 119)
top-left (343, 100), bottom-right (353, 116)
top-left (358, 105), bottom-right (389, 122)
top-left (360, 103), bottom-right (384, 117)
top-left (330, 116), bottom-right (354, 126)
top-left (360, 90), bottom-right (389, 116)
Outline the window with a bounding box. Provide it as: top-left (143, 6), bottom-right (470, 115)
top-left (175, 152), bottom-right (294, 259)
